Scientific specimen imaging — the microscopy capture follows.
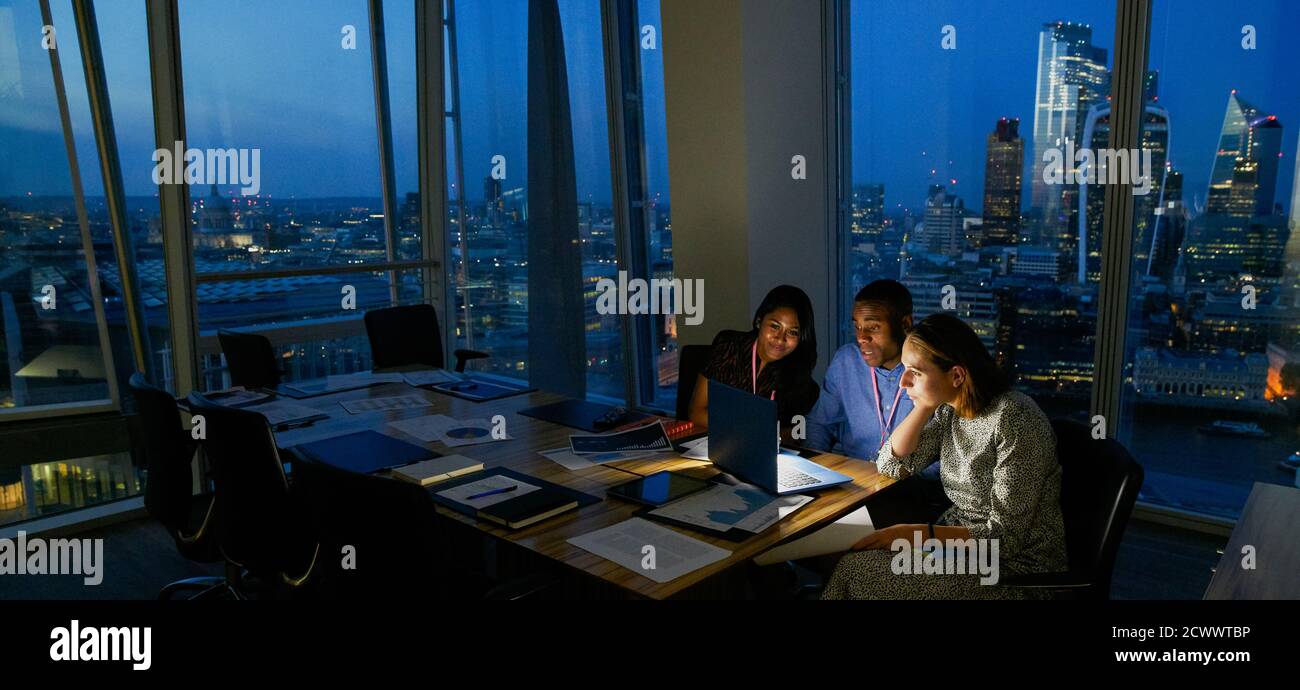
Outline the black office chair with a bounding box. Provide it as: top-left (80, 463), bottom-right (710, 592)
top-left (998, 418), bottom-right (1144, 600)
top-left (126, 373), bottom-right (225, 600)
top-left (291, 458), bottom-right (450, 599)
top-left (363, 304), bottom-right (488, 372)
top-left (674, 342), bottom-right (716, 420)
top-left (187, 392), bottom-right (320, 599)
top-left (217, 329), bottom-right (282, 389)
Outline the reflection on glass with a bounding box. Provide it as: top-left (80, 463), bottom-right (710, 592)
top-left (445, 0), bottom-right (624, 399)
top-left (0, 0), bottom-right (114, 412)
top-left (1120, 0), bottom-right (1300, 518)
top-left (848, 1), bottom-right (1113, 422)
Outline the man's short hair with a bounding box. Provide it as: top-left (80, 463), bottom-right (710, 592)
top-left (853, 279), bottom-right (913, 335)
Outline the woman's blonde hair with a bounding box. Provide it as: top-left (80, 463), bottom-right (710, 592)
top-left (905, 313), bottom-right (1008, 418)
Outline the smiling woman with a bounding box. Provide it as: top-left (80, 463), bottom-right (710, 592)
top-left (687, 284), bottom-right (820, 430)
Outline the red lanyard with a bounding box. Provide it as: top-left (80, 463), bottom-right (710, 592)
top-left (751, 341), bottom-right (776, 401)
top-left (871, 367), bottom-right (904, 449)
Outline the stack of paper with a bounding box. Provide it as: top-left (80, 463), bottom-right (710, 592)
top-left (568, 422), bottom-right (672, 455)
top-left (400, 369), bottom-right (466, 386)
top-left (274, 412), bottom-right (388, 447)
top-left (204, 386), bottom-right (271, 407)
top-left (567, 518), bottom-right (731, 584)
top-left (538, 447), bottom-right (664, 471)
top-left (752, 506), bottom-right (875, 565)
top-left (647, 482), bottom-right (812, 534)
top-left (339, 394), bottom-right (432, 414)
top-left (243, 400), bottom-right (329, 427)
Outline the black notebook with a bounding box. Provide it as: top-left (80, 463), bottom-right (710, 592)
top-left (477, 490), bottom-right (579, 530)
top-left (428, 467), bottom-right (600, 529)
top-left (293, 430), bottom-right (434, 474)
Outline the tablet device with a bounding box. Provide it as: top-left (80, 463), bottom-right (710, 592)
top-left (606, 471), bottom-right (712, 507)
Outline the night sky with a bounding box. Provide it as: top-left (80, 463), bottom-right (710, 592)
top-left (1, 0), bottom-right (1295, 218)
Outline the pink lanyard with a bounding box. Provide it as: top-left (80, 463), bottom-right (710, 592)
top-left (871, 367), bottom-right (904, 449)
top-left (751, 341), bottom-right (776, 401)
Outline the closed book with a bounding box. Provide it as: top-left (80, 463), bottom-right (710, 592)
top-left (391, 455), bottom-right (484, 486)
top-left (477, 490), bottom-right (578, 529)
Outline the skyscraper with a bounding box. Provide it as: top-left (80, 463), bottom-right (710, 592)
top-left (1252, 116), bottom-right (1283, 216)
top-left (484, 176), bottom-right (504, 225)
top-left (1183, 215), bottom-right (1289, 291)
top-left (981, 117), bottom-right (1023, 247)
top-left (851, 184), bottom-right (885, 239)
top-left (1226, 159), bottom-right (1260, 219)
top-left (922, 184), bottom-right (965, 256)
top-left (1030, 21), bottom-right (1110, 232)
top-left (1285, 135), bottom-right (1300, 269)
top-left (1074, 101), bottom-right (1169, 284)
top-left (1205, 92), bottom-right (1283, 217)
top-left (1292, 134), bottom-right (1300, 233)
top-left (1147, 168), bottom-right (1186, 282)
top-left (1143, 70), bottom-right (1159, 103)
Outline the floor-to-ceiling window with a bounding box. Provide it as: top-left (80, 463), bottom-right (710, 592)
top-left (1118, 0), bottom-right (1300, 518)
top-left (444, 0), bottom-right (624, 400)
top-left (176, 0), bottom-right (424, 389)
top-left (845, 0), bottom-right (1115, 422)
top-left (1, 0), bottom-right (141, 526)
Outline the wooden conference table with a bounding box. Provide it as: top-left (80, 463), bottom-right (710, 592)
top-left (270, 377), bottom-right (898, 600)
top-left (1203, 482), bottom-right (1300, 600)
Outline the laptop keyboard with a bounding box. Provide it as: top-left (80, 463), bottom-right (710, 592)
top-left (778, 465), bottom-right (820, 489)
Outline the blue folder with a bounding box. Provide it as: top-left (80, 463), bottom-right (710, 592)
top-left (292, 430), bottom-right (435, 474)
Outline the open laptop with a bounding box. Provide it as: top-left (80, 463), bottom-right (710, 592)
top-left (708, 379), bottom-right (852, 495)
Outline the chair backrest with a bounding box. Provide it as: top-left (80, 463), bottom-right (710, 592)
top-left (292, 458), bottom-right (445, 598)
top-left (217, 330), bottom-right (281, 389)
top-left (364, 304), bottom-right (444, 370)
top-left (126, 373), bottom-right (195, 532)
top-left (1051, 418), bottom-right (1144, 598)
top-left (187, 392), bottom-right (304, 575)
top-left (674, 343), bottom-right (715, 420)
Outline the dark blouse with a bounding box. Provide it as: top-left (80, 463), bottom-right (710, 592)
top-left (701, 330), bottom-right (819, 425)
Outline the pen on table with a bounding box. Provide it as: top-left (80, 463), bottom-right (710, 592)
top-left (466, 485), bottom-right (518, 501)
top-left (274, 417), bottom-right (321, 432)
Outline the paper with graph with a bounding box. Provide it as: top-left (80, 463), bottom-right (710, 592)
top-left (568, 422), bottom-right (671, 455)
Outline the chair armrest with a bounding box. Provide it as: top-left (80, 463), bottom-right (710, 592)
top-left (452, 348), bottom-right (490, 372)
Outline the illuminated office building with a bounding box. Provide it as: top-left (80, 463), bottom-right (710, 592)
top-left (921, 185), bottom-right (966, 256)
top-left (1133, 346), bottom-right (1270, 412)
top-left (1182, 214), bottom-right (1289, 292)
top-left (981, 118), bottom-right (1024, 247)
top-left (1075, 101), bottom-right (1170, 284)
top-left (1030, 21), bottom-right (1110, 234)
top-left (1205, 92), bottom-right (1283, 218)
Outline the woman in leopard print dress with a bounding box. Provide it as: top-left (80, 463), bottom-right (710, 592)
top-left (822, 313), bottom-right (1067, 600)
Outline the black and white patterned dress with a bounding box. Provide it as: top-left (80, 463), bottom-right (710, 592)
top-left (822, 390), bottom-right (1068, 600)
